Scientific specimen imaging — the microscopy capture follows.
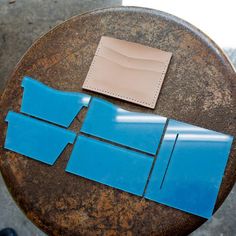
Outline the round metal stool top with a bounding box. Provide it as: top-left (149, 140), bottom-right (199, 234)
top-left (0, 6), bottom-right (236, 236)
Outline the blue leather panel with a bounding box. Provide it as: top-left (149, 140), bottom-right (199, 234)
top-left (66, 135), bottom-right (154, 196)
top-left (5, 111), bottom-right (76, 165)
top-left (21, 77), bottom-right (91, 127)
top-left (145, 119), bottom-right (233, 218)
top-left (81, 98), bottom-right (167, 155)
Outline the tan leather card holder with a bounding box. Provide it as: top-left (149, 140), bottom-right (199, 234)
top-left (82, 36), bottom-right (172, 108)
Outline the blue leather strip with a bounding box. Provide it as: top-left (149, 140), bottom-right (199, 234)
top-left (144, 119), bottom-right (233, 218)
top-left (21, 77), bottom-right (91, 127)
top-left (81, 98), bottom-right (167, 155)
top-left (66, 135), bottom-right (154, 196)
top-left (4, 111), bottom-right (76, 165)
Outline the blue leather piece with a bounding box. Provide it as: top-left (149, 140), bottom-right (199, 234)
top-left (145, 119), bottom-right (233, 218)
top-left (81, 98), bottom-right (167, 155)
top-left (21, 76), bottom-right (91, 127)
top-left (4, 111), bottom-right (76, 165)
top-left (66, 135), bottom-right (154, 196)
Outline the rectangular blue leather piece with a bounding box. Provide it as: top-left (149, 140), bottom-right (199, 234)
top-left (5, 111), bottom-right (76, 165)
top-left (144, 119), bottom-right (233, 218)
top-left (66, 135), bottom-right (154, 196)
top-left (81, 98), bottom-right (167, 155)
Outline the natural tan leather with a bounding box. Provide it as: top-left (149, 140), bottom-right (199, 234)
top-left (82, 36), bottom-right (172, 108)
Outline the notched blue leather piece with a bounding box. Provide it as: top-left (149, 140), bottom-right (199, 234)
top-left (21, 76), bottom-right (91, 127)
top-left (66, 135), bottom-right (154, 196)
top-left (145, 119), bottom-right (233, 218)
top-left (4, 111), bottom-right (76, 165)
top-left (81, 98), bottom-right (167, 155)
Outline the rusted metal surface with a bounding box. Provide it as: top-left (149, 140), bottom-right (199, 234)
top-left (0, 6), bottom-right (236, 236)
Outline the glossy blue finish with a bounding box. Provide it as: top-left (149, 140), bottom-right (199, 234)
top-left (5, 76), bottom-right (234, 218)
top-left (145, 119), bottom-right (233, 218)
top-left (66, 135), bottom-right (154, 196)
top-left (81, 98), bottom-right (167, 155)
top-left (4, 111), bottom-right (76, 165)
top-left (21, 76), bottom-right (91, 127)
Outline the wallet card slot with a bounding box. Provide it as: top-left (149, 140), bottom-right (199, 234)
top-left (98, 45), bottom-right (169, 64)
top-left (83, 56), bottom-right (163, 107)
top-left (93, 55), bottom-right (162, 76)
top-left (101, 36), bottom-right (172, 61)
top-left (96, 45), bottom-right (166, 73)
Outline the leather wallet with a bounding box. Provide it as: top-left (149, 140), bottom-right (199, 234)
top-left (82, 36), bottom-right (172, 108)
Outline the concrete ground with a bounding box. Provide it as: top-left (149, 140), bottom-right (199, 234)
top-left (0, 1), bottom-right (236, 235)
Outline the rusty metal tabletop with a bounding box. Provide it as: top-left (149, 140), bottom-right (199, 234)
top-left (0, 6), bottom-right (236, 236)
